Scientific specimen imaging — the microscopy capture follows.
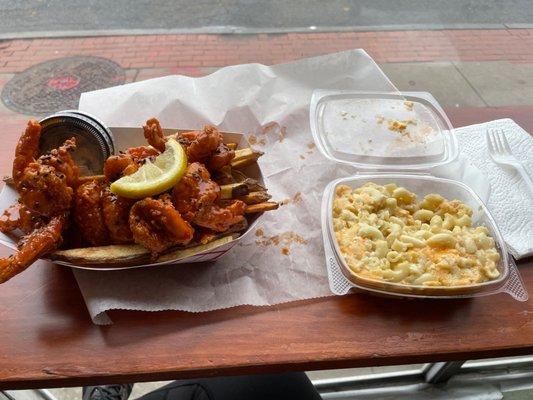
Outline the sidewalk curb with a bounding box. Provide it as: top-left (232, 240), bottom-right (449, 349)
top-left (1, 23), bottom-right (532, 41)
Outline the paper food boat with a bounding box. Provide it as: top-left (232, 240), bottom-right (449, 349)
top-left (0, 127), bottom-right (263, 271)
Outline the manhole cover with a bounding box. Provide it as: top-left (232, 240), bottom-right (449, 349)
top-left (1, 56), bottom-right (125, 115)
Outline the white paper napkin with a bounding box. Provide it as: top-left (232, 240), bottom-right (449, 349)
top-left (453, 118), bottom-right (533, 259)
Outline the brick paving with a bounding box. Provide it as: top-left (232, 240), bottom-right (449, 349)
top-left (1, 29), bottom-right (533, 74)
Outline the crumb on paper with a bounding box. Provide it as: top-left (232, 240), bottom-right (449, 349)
top-left (404, 100), bottom-right (414, 111)
top-left (259, 138), bottom-right (267, 146)
top-left (248, 135), bottom-right (258, 145)
top-left (368, 139), bottom-right (373, 143)
top-left (375, 115), bottom-right (385, 124)
top-left (279, 126), bottom-right (286, 143)
top-left (261, 121), bottom-right (278, 135)
top-left (281, 247), bottom-right (290, 256)
top-left (340, 111), bottom-right (348, 117)
top-left (307, 142), bottom-right (316, 150)
top-left (255, 228), bottom-right (264, 237)
top-left (255, 231), bottom-right (308, 251)
top-left (281, 192), bottom-right (302, 206)
top-left (261, 121), bottom-right (286, 143)
top-left (299, 154), bottom-right (305, 160)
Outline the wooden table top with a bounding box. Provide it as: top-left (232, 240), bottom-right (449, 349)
top-left (0, 106), bottom-right (532, 390)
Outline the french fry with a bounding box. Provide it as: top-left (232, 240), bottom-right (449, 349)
top-left (231, 148), bottom-right (263, 169)
top-left (157, 234), bottom-right (239, 263)
top-left (50, 244), bottom-right (151, 267)
top-left (233, 148), bottom-right (255, 159)
top-left (237, 191), bottom-right (271, 205)
top-left (220, 183), bottom-right (249, 199)
top-left (241, 178), bottom-right (266, 192)
top-left (232, 158), bottom-right (260, 169)
top-left (231, 169), bottom-right (248, 183)
top-left (78, 175), bottom-right (106, 185)
top-left (227, 168), bottom-right (266, 189)
top-left (50, 234), bottom-right (240, 267)
top-left (244, 201), bottom-right (279, 214)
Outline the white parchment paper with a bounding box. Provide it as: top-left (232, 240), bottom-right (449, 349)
top-left (73, 50), bottom-right (489, 324)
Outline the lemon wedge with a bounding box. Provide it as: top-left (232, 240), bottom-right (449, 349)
top-left (110, 138), bottom-right (187, 199)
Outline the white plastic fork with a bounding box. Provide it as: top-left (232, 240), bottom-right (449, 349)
top-left (486, 128), bottom-right (533, 195)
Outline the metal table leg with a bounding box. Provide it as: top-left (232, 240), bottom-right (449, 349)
top-left (423, 361), bottom-right (465, 383)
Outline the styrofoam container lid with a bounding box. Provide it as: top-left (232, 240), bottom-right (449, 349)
top-left (310, 90), bottom-right (459, 171)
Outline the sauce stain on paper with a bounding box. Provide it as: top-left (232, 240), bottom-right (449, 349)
top-left (261, 121), bottom-right (287, 143)
top-left (255, 230), bottom-right (308, 255)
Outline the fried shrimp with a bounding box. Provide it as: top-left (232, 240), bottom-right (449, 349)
top-left (17, 163), bottom-right (74, 216)
top-left (208, 142), bottom-right (235, 171)
top-left (101, 187), bottom-right (134, 244)
top-left (103, 145), bottom-right (160, 182)
top-left (13, 120), bottom-right (79, 216)
top-left (177, 125), bottom-right (234, 169)
top-left (12, 120), bottom-right (41, 187)
top-left (0, 203), bottom-right (44, 235)
top-left (129, 196), bottom-right (194, 254)
top-left (127, 146), bottom-right (160, 160)
top-left (143, 118), bottom-right (235, 170)
top-left (104, 154), bottom-right (139, 182)
top-left (143, 117), bottom-right (166, 152)
top-left (74, 180), bottom-right (109, 246)
top-left (0, 213), bottom-right (67, 284)
top-left (172, 162), bottom-right (245, 232)
top-left (103, 118), bottom-right (165, 182)
top-left (38, 137), bottom-right (79, 188)
top-left (172, 162), bottom-right (220, 221)
top-left (103, 146), bottom-right (159, 182)
top-left (193, 200), bottom-right (246, 232)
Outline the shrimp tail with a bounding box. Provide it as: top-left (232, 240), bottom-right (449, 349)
top-left (0, 213), bottom-right (67, 284)
top-left (13, 120), bottom-right (41, 187)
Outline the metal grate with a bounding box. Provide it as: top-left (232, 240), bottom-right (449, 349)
top-left (1, 56), bottom-right (125, 115)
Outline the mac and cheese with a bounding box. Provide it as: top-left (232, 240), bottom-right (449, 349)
top-left (332, 182), bottom-right (500, 286)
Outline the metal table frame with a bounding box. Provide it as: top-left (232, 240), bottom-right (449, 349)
top-left (314, 357), bottom-right (533, 398)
